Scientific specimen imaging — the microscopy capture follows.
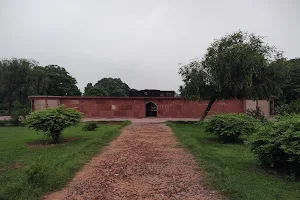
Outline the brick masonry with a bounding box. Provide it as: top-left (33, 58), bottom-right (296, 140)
top-left (29, 96), bottom-right (271, 118)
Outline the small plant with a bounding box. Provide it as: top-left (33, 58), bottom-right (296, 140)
top-left (10, 108), bottom-right (30, 126)
top-left (24, 106), bottom-right (82, 143)
top-left (82, 122), bottom-right (98, 131)
top-left (25, 161), bottom-right (47, 186)
top-left (205, 114), bottom-right (257, 142)
top-left (247, 114), bottom-right (300, 175)
top-left (275, 100), bottom-right (300, 115)
top-left (246, 107), bottom-right (266, 121)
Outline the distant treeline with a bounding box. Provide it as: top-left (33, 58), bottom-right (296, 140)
top-left (1, 55), bottom-right (300, 115)
top-left (0, 58), bottom-right (134, 115)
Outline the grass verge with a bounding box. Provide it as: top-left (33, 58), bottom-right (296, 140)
top-left (167, 122), bottom-right (300, 200)
top-left (0, 121), bottom-right (130, 200)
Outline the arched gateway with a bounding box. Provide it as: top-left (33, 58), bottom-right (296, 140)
top-left (145, 102), bottom-right (157, 117)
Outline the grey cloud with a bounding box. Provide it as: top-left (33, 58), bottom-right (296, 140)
top-left (0, 0), bottom-right (299, 92)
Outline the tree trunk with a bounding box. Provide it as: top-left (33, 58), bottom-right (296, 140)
top-left (7, 100), bottom-right (13, 115)
top-left (200, 97), bottom-right (217, 121)
top-left (51, 132), bottom-right (60, 144)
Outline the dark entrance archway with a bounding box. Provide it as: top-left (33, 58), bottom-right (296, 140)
top-left (145, 102), bottom-right (157, 117)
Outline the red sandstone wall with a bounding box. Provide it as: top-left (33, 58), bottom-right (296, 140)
top-left (60, 98), bottom-right (145, 118)
top-left (59, 98), bottom-right (244, 118)
top-left (149, 99), bottom-right (244, 118)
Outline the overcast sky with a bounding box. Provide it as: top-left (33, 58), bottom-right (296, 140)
top-left (0, 0), bottom-right (299, 93)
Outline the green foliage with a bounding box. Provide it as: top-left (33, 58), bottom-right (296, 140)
top-left (0, 58), bottom-right (39, 114)
top-left (44, 65), bottom-right (81, 96)
top-left (180, 31), bottom-right (285, 100)
top-left (279, 58), bottom-right (300, 104)
top-left (84, 78), bottom-right (130, 96)
top-left (0, 103), bottom-right (8, 115)
top-left (168, 122), bottom-right (300, 200)
top-left (246, 107), bottom-right (266, 121)
top-left (276, 100), bottom-right (300, 115)
top-left (248, 115), bottom-right (300, 175)
top-left (84, 83), bottom-right (108, 96)
top-left (25, 106), bottom-right (82, 143)
top-left (25, 160), bottom-right (47, 186)
top-left (0, 58), bottom-right (81, 114)
top-left (10, 107), bottom-right (30, 126)
top-left (0, 123), bottom-right (129, 200)
top-left (179, 59), bottom-right (214, 100)
top-left (205, 114), bottom-right (257, 142)
top-left (179, 31), bottom-right (286, 120)
top-left (82, 122), bottom-right (98, 131)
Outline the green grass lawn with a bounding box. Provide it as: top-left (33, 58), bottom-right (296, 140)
top-left (0, 122), bottom-right (129, 200)
top-left (168, 122), bottom-right (300, 200)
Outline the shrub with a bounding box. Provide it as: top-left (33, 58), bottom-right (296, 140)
top-left (24, 106), bottom-right (82, 143)
top-left (246, 107), bottom-right (266, 121)
top-left (275, 100), bottom-right (300, 115)
top-left (10, 108), bottom-right (30, 126)
top-left (247, 115), bottom-right (300, 175)
top-left (205, 114), bottom-right (257, 142)
top-left (0, 103), bottom-right (8, 116)
top-left (82, 122), bottom-right (98, 131)
top-left (25, 161), bottom-right (47, 186)
top-left (0, 120), bottom-right (11, 127)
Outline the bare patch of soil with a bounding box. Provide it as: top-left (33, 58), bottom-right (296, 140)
top-left (9, 161), bottom-right (24, 169)
top-left (44, 123), bottom-right (223, 200)
top-left (95, 121), bottom-right (124, 125)
top-left (0, 162), bottom-right (24, 172)
top-left (26, 137), bottom-right (79, 148)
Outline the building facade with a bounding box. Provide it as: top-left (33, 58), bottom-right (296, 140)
top-left (129, 90), bottom-right (175, 97)
top-left (29, 96), bottom-right (274, 119)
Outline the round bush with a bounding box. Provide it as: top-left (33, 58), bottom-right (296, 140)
top-left (82, 122), bottom-right (98, 131)
top-left (205, 114), bottom-right (258, 142)
top-left (276, 100), bottom-right (300, 115)
top-left (248, 115), bottom-right (300, 175)
top-left (25, 106), bottom-right (82, 143)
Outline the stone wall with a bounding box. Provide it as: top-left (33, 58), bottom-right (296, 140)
top-left (30, 96), bottom-right (251, 118)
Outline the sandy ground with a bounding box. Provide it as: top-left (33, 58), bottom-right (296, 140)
top-left (43, 123), bottom-right (222, 200)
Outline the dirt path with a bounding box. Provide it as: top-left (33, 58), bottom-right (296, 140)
top-left (44, 123), bottom-right (222, 200)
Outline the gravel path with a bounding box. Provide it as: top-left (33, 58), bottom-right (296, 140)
top-left (44, 123), bottom-right (222, 200)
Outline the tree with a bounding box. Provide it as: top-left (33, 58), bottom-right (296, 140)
top-left (25, 106), bottom-right (82, 143)
top-left (179, 31), bottom-right (286, 121)
top-left (30, 66), bottom-right (50, 95)
top-left (84, 83), bottom-right (93, 95)
top-left (94, 78), bottom-right (130, 96)
top-left (84, 78), bottom-right (130, 96)
top-left (84, 85), bottom-right (108, 96)
top-left (0, 59), bottom-right (82, 114)
top-left (0, 58), bottom-right (39, 114)
top-left (280, 58), bottom-right (300, 104)
top-left (44, 65), bottom-right (81, 96)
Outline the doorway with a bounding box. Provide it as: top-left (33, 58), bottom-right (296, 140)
top-left (146, 102), bottom-right (157, 117)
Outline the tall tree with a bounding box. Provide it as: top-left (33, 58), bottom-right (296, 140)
top-left (280, 58), bottom-right (300, 104)
top-left (44, 65), bottom-right (81, 96)
top-left (0, 59), bottom-right (81, 114)
top-left (30, 66), bottom-right (51, 95)
top-left (84, 83), bottom-right (108, 96)
top-left (0, 58), bottom-right (39, 113)
top-left (179, 31), bottom-right (286, 121)
top-left (94, 78), bottom-right (130, 96)
top-left (84, 78), bottom-right (130, 96)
